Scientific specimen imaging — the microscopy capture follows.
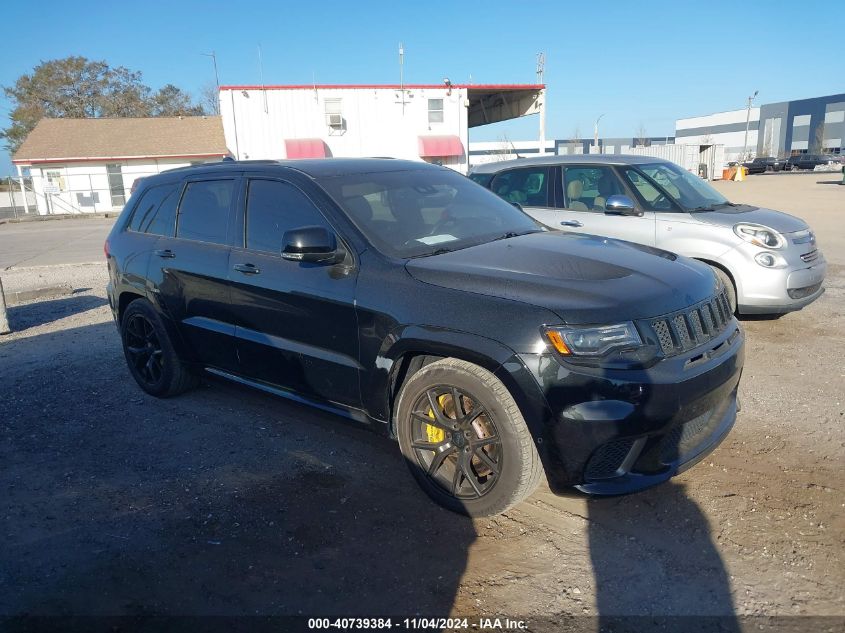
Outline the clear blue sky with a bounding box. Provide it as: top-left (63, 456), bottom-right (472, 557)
top-left (2, 0), bottom-right (843, 174)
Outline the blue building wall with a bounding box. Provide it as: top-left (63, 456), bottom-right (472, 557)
top-left (758, 93), bottom-right (845, 156)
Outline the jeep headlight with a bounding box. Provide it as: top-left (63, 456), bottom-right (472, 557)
top-left (543, 323), bottom-right (642, 357)
top-left (733, 223), bottom-right (785, 249)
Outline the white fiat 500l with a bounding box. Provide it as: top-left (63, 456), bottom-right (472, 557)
top-left (470, 155), bottom-right (826, 315)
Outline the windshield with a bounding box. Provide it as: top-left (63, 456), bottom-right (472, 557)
top-left (636, 162), bottom-right (730, 211)
top-left (317, 168), bottom-right (543, 258)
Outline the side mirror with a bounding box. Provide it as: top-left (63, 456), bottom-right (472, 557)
top-left (281, 226), bottom-right (343, 264)
top-left (604, 195), bottom-right (639, 216)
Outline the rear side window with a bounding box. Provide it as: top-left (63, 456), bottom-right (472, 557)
top-left (127, 183), bottom-right (180, 236)
top-left (468, 173), bottom-right (493, 188)
top-left (177, 180), bottom-right (235, 245)
top-left (489, 167), bottom-right (551, 207)
top-left (245, 179), bottom-right (330, 253)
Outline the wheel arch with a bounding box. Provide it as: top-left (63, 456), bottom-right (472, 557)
top-left (692, 257), bottom-right (738, 292)
top-left (117, 290), bottom-right (145, 325)
top-left (365, 327), bottom-right (552, 447)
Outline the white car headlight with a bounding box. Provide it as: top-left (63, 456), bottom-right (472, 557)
top-left (733, 223), bottom-right (785, 249)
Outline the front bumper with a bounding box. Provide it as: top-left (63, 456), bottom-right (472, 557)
top-left (725, 243), bottom-right (827, 315)
top-left (519, 321), bottom-right (744, 495)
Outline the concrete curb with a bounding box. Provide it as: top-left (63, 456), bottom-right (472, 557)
top-left (0, 212), bottom-right (117, 226)
top-left (4, 283), bottom-right (74, 307)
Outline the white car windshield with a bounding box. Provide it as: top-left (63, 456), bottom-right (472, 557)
top-left (636, 162), bottom-right (731, 211)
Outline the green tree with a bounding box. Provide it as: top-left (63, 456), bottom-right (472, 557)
top-left (1, 56), bottom-right (205, 154)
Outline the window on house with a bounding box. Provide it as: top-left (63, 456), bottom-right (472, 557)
top-left (428, 99), bottom-right (444, 123)
top-left (106, 163), bottom-right (126, 207)
top-left (45, 170), bottom-right (65, 191)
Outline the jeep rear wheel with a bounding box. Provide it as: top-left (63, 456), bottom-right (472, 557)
top-left (121, 299), bottom-right (197, 398)
top-left (395, 358), bottom-right (542, 516)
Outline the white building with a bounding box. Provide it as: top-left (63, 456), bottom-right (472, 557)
top-left (675, 108), bottom-right (760, 164)
top-left (12, 117), bottom-right (229, 215)
top-left (219, 82), bottom-right (545, 174)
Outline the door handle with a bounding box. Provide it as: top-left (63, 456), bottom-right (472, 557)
top-left (560, 220), bottom-right (583, 228)
top-left (233, 263), bottom-right (261, 275)
top-left (154, 249), bottom-right (176, 258)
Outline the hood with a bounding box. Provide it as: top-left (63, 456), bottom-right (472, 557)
top-left (405, 232), bottom-right (717, 324)
top-left (693, 205), bottom-right (809, 234)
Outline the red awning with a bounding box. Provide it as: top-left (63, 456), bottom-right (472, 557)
top-left (418, 135), bottom-right (464, 158)
top-left (284, 138), bottom-right (328, 159)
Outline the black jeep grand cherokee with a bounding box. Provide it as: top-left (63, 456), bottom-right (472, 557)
top-left (106, 159), bottom-right (744, 516)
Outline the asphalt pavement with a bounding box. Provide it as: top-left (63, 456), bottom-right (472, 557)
top-left (0, 217), bottom-right (115, 269)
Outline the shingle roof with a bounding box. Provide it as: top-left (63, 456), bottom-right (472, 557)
top-left (13, 116), bottom-right (229, 163)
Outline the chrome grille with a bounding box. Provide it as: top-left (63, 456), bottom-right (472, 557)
top-left (672, 314), bottom-right (693, 349)
top-left (653, 320), bottom-right (673, 351)
top-left (801, 249), bottom-right (818, 263)
top-left (688, 310), bottom-right (705, 341)
top-left (649, 290), bottom-right (733, 357)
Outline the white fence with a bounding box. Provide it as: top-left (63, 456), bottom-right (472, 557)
top-left (624, 144), bottom-right (726, 180)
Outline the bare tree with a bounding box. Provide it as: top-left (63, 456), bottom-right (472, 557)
top-left (495, 132), bottom-right (520, 161)
top-left (812, 122), bottom-right (826, 154)
top-left (636, 123), bottom-right (648, 147)
top-left (200, 83), bottom-right (220, 115)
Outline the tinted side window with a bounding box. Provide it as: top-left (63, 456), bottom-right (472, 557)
top-left (245, 179), bottom-right (329, 253)
top-left (127, 183), bottom-right (180, 236)
top-left (468, 173), bottom-right (493, 188)
top-left (489, 167), bottom-right (551, 207)
top-left (176, 180), bottom-right (235, 245)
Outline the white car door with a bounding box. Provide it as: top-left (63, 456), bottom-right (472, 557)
top-left (555, 165), bottom-right (656, 246)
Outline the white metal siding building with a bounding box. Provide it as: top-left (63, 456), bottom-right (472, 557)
top-left (219, 83), bottom-right (544, 174)
top-left (675, 108), bottom-right (759, 164)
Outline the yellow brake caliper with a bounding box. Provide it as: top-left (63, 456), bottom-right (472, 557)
top-left (425, 394), bottom-right (448, 443)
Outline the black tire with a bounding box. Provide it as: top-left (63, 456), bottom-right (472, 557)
top-left (120, 298), bottom-right (197, 398)
top-left (710, 266), bottom-right (737, 315)
top-left (395, 358), bottom-right (542, 516)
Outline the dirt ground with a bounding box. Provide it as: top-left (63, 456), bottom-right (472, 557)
top-left (0, 175), bottom-right (842, 629)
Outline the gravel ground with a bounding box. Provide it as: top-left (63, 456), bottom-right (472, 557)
top-left (0, 177), bottom-right (842, 628)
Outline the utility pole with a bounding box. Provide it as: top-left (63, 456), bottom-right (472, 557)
top-left (536, 53), bottom-right (546, 155)
top-left (202, 51), bottom-right (221, 115)
top-left (742, 90), bottom-right (758, 161)
top-left (202, 51), bottom-right (220, 88)
top-left (594, 113), bottom-right (605, 152)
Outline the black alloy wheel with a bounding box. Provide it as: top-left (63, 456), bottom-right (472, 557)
top-left (120, 298), bottom-right (197, 398)
top-left (395, 357), bottom-right (542, 516)
top-left (408, 386), bottom-right (502, 499)
top-left (124, 313), bottom-right (164, 387)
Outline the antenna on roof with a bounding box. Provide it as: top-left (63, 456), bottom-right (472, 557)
top-left (399, 42), bottom-right (405, 116)
top-left (536, 52), bottom-right (546, 156)
top-left (258, 44), bottom-right (268, 114)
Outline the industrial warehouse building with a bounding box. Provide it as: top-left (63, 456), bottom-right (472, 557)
top-left (219, 82), bottom-right (545, 174)
top-left (675, 93), bottom-right (845, 163)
